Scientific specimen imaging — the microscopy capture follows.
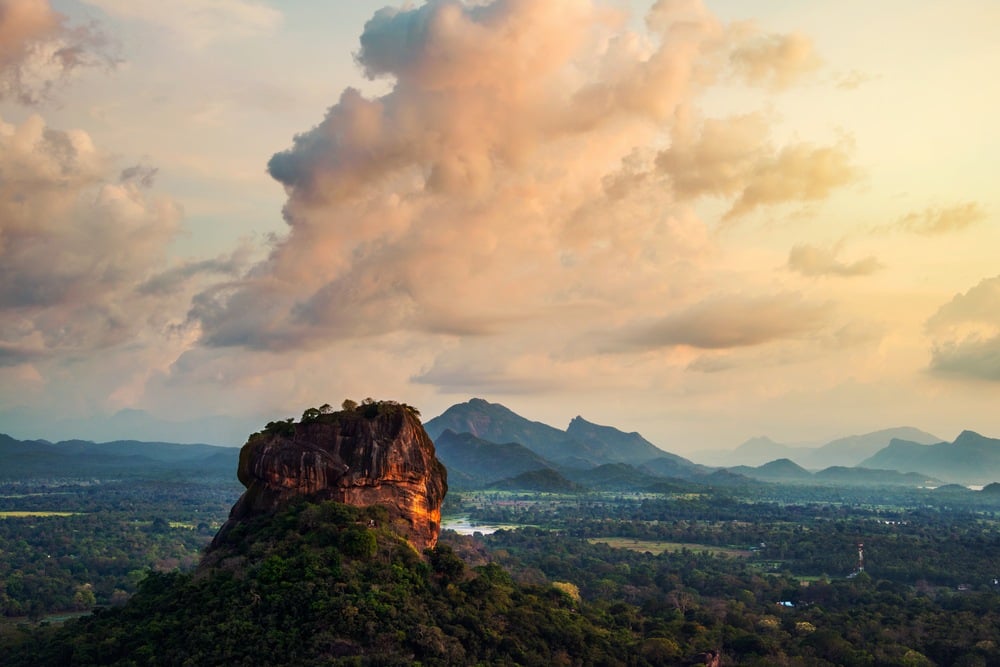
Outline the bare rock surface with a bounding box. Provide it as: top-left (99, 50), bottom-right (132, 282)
top-left (212, 401), bottom-right (447, 551)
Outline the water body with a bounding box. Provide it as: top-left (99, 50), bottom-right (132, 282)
top-left (440, 516), bottom-right (523, 535)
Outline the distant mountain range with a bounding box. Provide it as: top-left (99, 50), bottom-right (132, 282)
top-left (423, 398), bottom-right (995, 489)
top-left (4, 398), bottom-right (999, 489)
top-left (694, 427), bottom-right (942, 469)
top-left (861, 431), bottom-right (1000, 485)
top-left (726, 458), bottom-right (941, 487)
top-left (425, 398), bottom-right (1000, 491)
top-left (0, 433), bottom-right (238, 481)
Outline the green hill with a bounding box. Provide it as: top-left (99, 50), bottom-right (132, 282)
top-left (3, 499), bottom-right (634, 666)
top-left (487, 468), bottom-right (583, 492)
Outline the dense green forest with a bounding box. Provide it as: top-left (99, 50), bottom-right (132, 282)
top-left (0, 479), bottom-right (241, 618)
top-left (3, 475), bottom-right (1000, 664)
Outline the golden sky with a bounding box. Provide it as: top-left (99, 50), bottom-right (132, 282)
top-left (1, 0), bottom-right (998, 452)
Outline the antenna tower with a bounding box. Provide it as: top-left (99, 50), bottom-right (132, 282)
top-left (857, 542), bottom-right (865, 573)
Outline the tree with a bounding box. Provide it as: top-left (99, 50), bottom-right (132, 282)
top-left (342, 399), bottom-right (358, 411)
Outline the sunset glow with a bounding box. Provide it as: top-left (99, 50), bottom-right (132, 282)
top-left (2, 0), bottom-right (998, 452)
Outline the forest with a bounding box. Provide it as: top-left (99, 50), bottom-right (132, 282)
top-left (2, 473), bottom-right (1000, 664)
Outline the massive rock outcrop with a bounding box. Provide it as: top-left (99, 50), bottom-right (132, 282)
top-left (212, 401), bottom-right (447, 551)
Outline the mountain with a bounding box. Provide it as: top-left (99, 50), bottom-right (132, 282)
top-left (563, 416), bottom-right (668, 464)
top-left (743, 458), bottom-right (813, 483)
top-left (727, 460), bottom-right (808, 484)
top-left (423, 398), bottom-right (572, 459)
top-left (561, 462), bottom-right (668, 491)
top-left (693, 427), bottom-right (942, 469)
top-left (0, 433), bottom-right (239, 480)
top-left (433, 429), bottom-right (555, 487)
top-left (725, 458), bottom-right (939, 487)
top-left (694, 436), bottom-right (815, 467)
top-left (215, 400), bottom-right (447, 551)
top-left (860, 430), bottom-right (1000, 485)
top-left (487, 468), bottom-right (583, 492)
top-left (0, 407), bottom-right (255, 447)
top-left (812, 466), bottom-right (939, 487)
top-left (799, 427), bottom-right (941, 469)
top-left (424, 398), bottom-right (696, 469)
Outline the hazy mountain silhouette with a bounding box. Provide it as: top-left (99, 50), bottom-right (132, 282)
top-left (694, 427), bottom-right (941, 469)
top-left (0, 433), bottom-right (238, 480)
top-left (861, 431), bottom-right (1000, 485)
top-left (801, 427), bottom-right (941, 469)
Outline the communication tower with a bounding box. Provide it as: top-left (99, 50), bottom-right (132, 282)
top-left (857, 542), bottom-right (865, 573)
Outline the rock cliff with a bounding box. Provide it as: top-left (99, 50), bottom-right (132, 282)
top-left (212, 401), bottom-right (447, 551)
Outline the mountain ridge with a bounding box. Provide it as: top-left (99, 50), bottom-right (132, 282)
top-left (423, 397), bottom-right (689, 468)
top-left (861, 431), bottom-right (1000, 485)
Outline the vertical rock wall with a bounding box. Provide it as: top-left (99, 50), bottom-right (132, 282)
top-left (213, 403), bottom-right (447, 551)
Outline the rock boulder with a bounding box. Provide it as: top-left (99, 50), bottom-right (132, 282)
top-left (212, 401), bottom-right (447, 551)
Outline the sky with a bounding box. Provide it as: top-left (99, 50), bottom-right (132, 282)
top-left (1, 0), bottom-right (998, 455)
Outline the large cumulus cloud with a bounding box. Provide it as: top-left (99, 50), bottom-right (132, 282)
top-left (188, 0), bottom-right (853, 396)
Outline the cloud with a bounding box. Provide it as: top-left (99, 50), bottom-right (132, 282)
top-left (84, 0), bottom-right (280, 49)
top-left (138, 245), bottom-right (251, 297)
top-left (729, 29), bottom-right (821, 89)
top-left (622, 293), bottom-right (831, 351)
top-left (930, 338), bottom-right (1000, 382)
top-left (926, 275), bottom-right (1000, 382)
top-left (191, 0), bottom-right (849, 377)
top-left (0, 0), bottom-right (114, 104)
top-left (787, 243), bottom-right (882, 277)
top-left (0, 114), bottom-right (202, 364)
top-left (895, 202), bottom-right (986, 235)
top-left (723, 140), bottom-right (856, 219)
top-left (655, 113), bottom-right (858, 216)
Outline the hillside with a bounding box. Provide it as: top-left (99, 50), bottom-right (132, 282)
top-left (433, 429), bottom-right (556, 488)
top-left (4, 499), bottom-right (635, 666)
top-left (729, 458), bottom-right (813, 483)
top-left (861, 431), bottom-right (1000, 485)
top-left (487, 468), bottom-right (583, 492)
top-left (563, 416), bottom-right (670, 464)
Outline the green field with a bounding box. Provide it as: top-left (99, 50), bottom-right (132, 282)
top-left (0, 511), bottom-right (78, 518)
top-left (588, 537), bottom-right (752, 558)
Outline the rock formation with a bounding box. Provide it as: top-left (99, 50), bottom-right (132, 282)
top-left (212, 401), bottom-right (447, 551)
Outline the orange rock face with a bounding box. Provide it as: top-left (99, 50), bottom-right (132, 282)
top-left (214, 403), bottom-right (447, 551)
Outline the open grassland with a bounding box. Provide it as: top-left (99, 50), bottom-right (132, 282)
top-left (588, 537), bottom-right (752, 558)
top-left (0, 511), bottom-right (78, 518)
